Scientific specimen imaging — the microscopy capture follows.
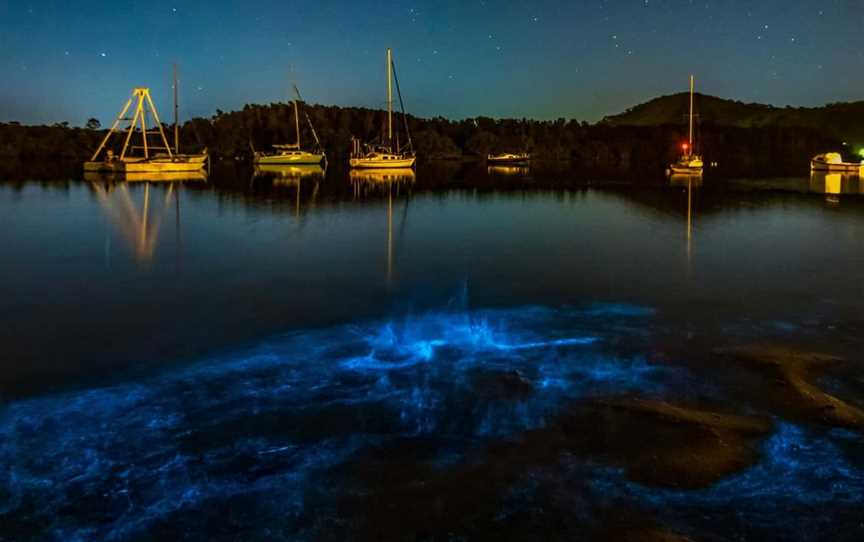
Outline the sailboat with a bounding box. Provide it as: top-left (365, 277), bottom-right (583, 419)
top-left (254, 85), bottom-right (325, 165)
top-left (487, 152), bottom-right (530, 164)
top-left (349, 48), bottom-right (417, 169)
top-left (85, 66), bottom-right (208, 174)
top-left (669, 75), bottom-right (704, 175)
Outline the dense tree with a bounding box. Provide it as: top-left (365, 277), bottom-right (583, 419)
top-left (0, 98), bottom-right (844, 179)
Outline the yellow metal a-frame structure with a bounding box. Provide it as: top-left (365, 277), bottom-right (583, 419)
top-left (90, 87), bottom-right (174, 162)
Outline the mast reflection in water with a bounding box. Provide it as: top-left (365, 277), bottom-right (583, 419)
top-left (350, 168), bottom-right (416, 283)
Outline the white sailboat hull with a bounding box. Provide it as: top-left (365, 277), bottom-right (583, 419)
top-left (349, 156), bottom-right (416, 169)
top-left (669, 165), bottom-right (704, 175)
top-left (255, 152), bottom-right (325, 165)
top-left (84, 154), bottom-right (208, 173)
top-left (487, 153), bottom-right (530, 164)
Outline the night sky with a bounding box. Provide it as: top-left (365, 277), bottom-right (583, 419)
top-left (1, 1), bottom-right (862, 126)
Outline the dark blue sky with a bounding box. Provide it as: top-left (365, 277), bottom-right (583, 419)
top-left (1, 1), bottom-right (862, 126)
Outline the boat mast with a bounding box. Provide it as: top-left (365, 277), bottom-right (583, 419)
top-left (173, 63), bottom-right (179, 155)
top-left (688, 75), bottom-right (694, 156)
top-left (387, 48), bottom-right (393, 149)
top-left (294, 94), bottom-right (301, 149)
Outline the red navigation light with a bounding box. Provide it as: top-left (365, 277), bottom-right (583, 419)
top-left (681, 143), bottom-right (689, 151)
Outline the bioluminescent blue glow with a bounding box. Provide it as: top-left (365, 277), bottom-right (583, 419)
top-left (0, 303), bottom-right (664, 538)
top-left (587, 422), bottom-right (864, 539)
top-left (2, 302), bottom-right (861, 539)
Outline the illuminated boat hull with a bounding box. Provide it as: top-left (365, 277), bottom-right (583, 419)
top-left (487, 153), bottom-right (530, 164)
top-left (669, 165), bottom-right (703, 175)
top-left (84, 154), bottom-right (208, 173)
top-left (349, 156), bottom-right (416, 169)
top-left (810, 160), bottom-right (862, 173)
top-left (254, 152), bottom-right (325, 165)
top-left (669, 155), bottom-right (703, 175)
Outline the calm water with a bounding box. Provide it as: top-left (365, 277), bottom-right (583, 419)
top-left (1, 165), bottom-right (863, 540)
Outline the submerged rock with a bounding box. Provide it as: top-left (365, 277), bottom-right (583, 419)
top-left (717, 345), bottom-right (864, 429)
top-left (557, 398), bottom-right (773, 489)
top-left (323, 397), bottom-right (772, 539)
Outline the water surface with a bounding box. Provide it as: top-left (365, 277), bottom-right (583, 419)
top-left (1, 166), bottom-right (862, 540)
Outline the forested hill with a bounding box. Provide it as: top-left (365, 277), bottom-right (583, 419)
top-left (603, 92), bottom-right (864, 145)
top-left (0, 96), bottom-right (846, 179)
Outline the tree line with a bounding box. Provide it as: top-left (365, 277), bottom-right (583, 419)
top-left (0, 101), bottom-right (841, 179)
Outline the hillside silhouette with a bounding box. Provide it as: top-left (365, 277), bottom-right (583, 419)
top-left (0, 95), bottom-right (847, 179)
top-left (604, 92), bottom-right (864, 146)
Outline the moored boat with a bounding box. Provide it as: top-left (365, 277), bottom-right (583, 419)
top-left (668, 75), bottom-right (703, 176)
top-left (810, 152), bottom-right (862, 173)
top-left (349, 147), bottom-right (416, 169)
top-left (487, 152), bottom-right (530, 164)
top-left (85, 69), bottom-right (208, 174)
top-left (254, 85), bottom-right (325, 166)
top-left (255, 147), bottom-right (325, 165)
top-left (669, 155), bottom-right (704, 175)
top-left (349, 48), bottom-right (416, 169)
top-left (84, 153), bottom-right (207, 173)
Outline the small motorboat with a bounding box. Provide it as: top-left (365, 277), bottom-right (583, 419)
top-left (810, 152), bottom-right (862, 173)
top-left (669, 154), bottom-right (704, 175)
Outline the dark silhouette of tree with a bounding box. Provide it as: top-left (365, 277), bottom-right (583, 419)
top-left (0, 94), bottom-right (847, 180)
top-left (85, 118), bottom-right (101, 130)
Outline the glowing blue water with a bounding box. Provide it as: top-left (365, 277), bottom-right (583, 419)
top-left (0, 303), bottom-right (666, 539)
top-left (3, 302), bottom-right (861, 539)
top-left (588, 422), bottom-right (864, 539)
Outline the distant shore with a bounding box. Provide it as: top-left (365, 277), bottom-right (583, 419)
top-left (0, 99), bottom-right (842, 180)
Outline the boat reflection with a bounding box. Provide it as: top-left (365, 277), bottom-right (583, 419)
top-left (89, 182), bottom-right (185, 263)
top-left (670, 174), bottom-right (698, 265)
top-left (348, 168), bottom-right (414, 284)
top-left (668, 172), bottom-right (703, 188)
top-left (254, 164), bottom-right (325, 184)
top-left (348, 167), bottom-right (416, 185)
top-left (487, 165), bottom-right (530, 177)
top-left (252, 164), bottom-right (324, 217)
top-left (84, 170), bottom-right (208, 183)
top-left (809, 171), bottom-right (864, 201)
